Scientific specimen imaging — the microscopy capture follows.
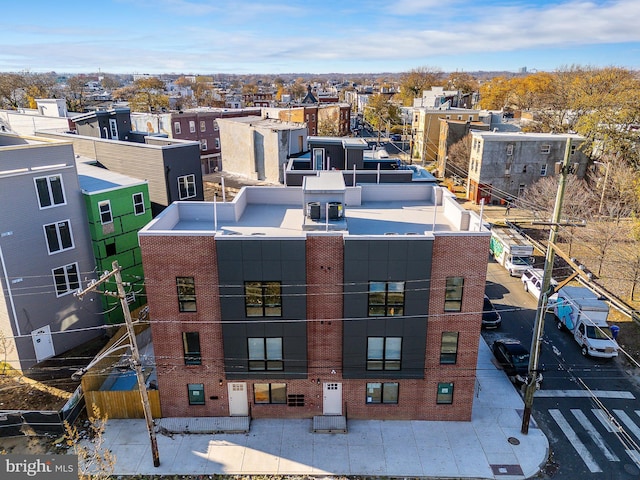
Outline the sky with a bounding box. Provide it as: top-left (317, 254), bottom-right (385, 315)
top-left (1, 0), bottom-right (639, 75)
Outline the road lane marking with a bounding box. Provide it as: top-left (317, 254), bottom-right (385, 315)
top-left (592, 409), bottom-right (617, 433)
top-left (536, 390), bottom-right (635, 399)
top-left (614, 410), bottom-right (640, 442)
top-left (571, 409), bottom-right (619, 462)
top-left (550, 409), bottom-right (602, 473)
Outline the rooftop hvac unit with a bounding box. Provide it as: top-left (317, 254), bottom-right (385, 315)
top-left (307, 202), bottom-right (321, 220)
top-left (328, 202), bottom-right (343, 220)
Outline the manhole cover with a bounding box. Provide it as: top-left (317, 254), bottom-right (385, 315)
top-left (508, 436), bottom-right (520, 445)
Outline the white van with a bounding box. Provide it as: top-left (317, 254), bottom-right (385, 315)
top-left (521, 268), bottom-right (558, 302)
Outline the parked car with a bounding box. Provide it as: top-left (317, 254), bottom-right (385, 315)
top-left (390, 133), bottom-right (402, 141)
top-left (482, 295), bottom-right (502, 329)
top-left (492, 338), bottom-right (530, 384)
top-left (521, 268), bottom-right (558, 302)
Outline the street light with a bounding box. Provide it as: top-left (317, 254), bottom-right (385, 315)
top-left (593, 161), bottom-right (610, 215)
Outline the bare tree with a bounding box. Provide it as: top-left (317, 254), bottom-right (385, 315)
top-left (0, 329), bottom-right (14, 375)
top-left (64, 404), bottom-right (115, 480)
top-left (446, 134), bottom-right (471, 180)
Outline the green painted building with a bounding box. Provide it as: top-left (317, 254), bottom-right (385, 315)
top-left (77, 160), bottom-right (152, 324)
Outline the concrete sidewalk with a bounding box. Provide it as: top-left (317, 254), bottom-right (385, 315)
top-left (94, 339), bottom-right (548, 479)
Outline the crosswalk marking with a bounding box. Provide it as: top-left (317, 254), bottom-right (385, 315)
top-left (535, 390), bottom-right (635, 399)
top-left (571, 409), bottom-right (619, 462)
top-left (592, 409), bottom-right (617, 433)
top-left (549, 409), bottom-right (602, 473)
top-left (614, 410), bottom-right (640, 442)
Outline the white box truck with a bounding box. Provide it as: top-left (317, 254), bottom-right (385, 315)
top-left (553, 286), bottom-right (618, 358)
top-left (489, 227), bottom-right (535, 276)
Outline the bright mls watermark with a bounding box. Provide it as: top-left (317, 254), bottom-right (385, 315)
top-left (2, 455), bottom-right (77, 480)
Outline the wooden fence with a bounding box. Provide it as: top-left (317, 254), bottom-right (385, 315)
top-left (84, 389), bottom-right (161, 419)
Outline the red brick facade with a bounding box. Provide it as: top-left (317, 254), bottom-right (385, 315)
top-left (139, 230), bottom-right (489, 421)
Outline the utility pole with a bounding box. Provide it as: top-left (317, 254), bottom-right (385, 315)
top-left (521, 138), bottom-right (573, 434)
top-left (75, 260), bottom-right (160, 466)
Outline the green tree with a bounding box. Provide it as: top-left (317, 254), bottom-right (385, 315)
top-left (130, 77), bottom-right (168, 112)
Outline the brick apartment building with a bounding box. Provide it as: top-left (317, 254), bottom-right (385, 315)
top-left (139, 173), bottom-right (489, 422)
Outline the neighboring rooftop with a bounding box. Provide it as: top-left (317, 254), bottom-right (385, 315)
top-left (76, 159), bottom-right (147, 194)
top-left (471, 131), bottom-right (585, 141)
top-left (140, 172), bottom-right (486, 238)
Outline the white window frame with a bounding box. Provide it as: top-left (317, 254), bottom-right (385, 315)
top-left (178, 174), bottom-right (197, 200)
top-left (201, 139), bottom-right (207, 151)
top-left (189, 120), bottom-right (196, 133)
top-left (109, 118), bottom-right (118, 139)
top-left (174, 121), bottom-right (181, 135)
top-left (200, 120), bottom-right (206, 132)
top-left (540, 164), bottom-right (548, 176)
top-left (213, 120), bottom-right (219, 131)
top-left (132, 192), bottom-right (145, 216)
top-left (52, 262), bottom-right (80, 297)
top-left (540, 145), bottom-right (551, 154)
top-left (43, 220), bottom-right (74, 254)
top-left (34, 175), bottom-right (66, 209)
top-left (99, 200), bottom-right (113, 225)
top-left (215, 138), bottom-right (220, 149)
top-left (506, 144), bottom-right (514, 155)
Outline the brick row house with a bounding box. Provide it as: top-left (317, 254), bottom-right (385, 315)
top-left (139, 173), bottom-right (489, 421)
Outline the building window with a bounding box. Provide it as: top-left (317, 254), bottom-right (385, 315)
top-left (522, 165), bottom-right (527, 173)
top-left (105, 241), bottom-right (116, 256)
top-left (571, 144), bottom-right (577, 155)
top-left (254, 383), bottom-right (286, 404)
top-left (35, 175), bottom-right (66, 209)
top-left (287, 394), bottom-right (305, 407)
top-left (244, 281), bottom-right (282, 317)
top-left (213, 120), bottom-right (219, 131)
top-left (188, 383), bottom-right (205, 405)
top-left (505, 163), bottom-right (511, 176)
top-left (215, 138), bottom-right (220, 149)
top-left (367, 337), bottom-right (401, 371)
top-left (174, 122), bottom-right (181, 135)
top-left (518, 183), bottom-right (526, 196)
top-left (444, 277), bottom-right (464, 312)
top-left (53, 263), bottom-right (80, 297)
top-left (540, 164), bottom-right (548, 176)
top-left (200, 120), bottom-right (206, 132)
top-left (98, 200), bottom-right (112, 224)
top-left (368, 281), bottom-right (405, 316)
top-left (305, 114), bottom-right (309, 122)
top-left (177, 174), bottom-right (196, 199)
top-left (44, 220), bottom-right (74, 254)
top-left (506, 144), bottom-right (514, 155)
top-left (540, 145), bottom-right (551, 154)
top-left (183, 332), bottom-right (201, 365)
top-left (457, 115), bottom-right (463, 120)
top-left (311, 113), bottom-right (315, 121)
top-left (248, 337), bottom-right (283, 371)
top-left (133, 192), bottom-right (145, 215)
top-left (177, 276), bottom-right (196, 312)
top-left (366, 382), bottom-right (399, 404)
top-left (437, 382), bottom-right (454, 404)
top-left (440, 332), bottom-right (459, 364)
top-left (200, 139), bottom-right (207, 151)
top-left (189, 120), bottom-right (196, 133)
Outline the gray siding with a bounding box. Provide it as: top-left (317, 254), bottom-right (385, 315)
top-left (0, 141), bottom-right (103, 370)
top-left (217, 238), bottom-right (307, 379)
top-left (342, 238), bottom-right (433, 379)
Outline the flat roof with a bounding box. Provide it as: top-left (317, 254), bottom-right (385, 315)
top-left (76, 159), bottom-right (146, 193)
top-left (140, 174), bottom-right (487, 238)
top-left (472, 131), bottom-right (584, 141)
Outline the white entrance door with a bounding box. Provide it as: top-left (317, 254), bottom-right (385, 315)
top-left (323, 382), bottom-right (342, 415)
top-left (227, 382), bottom-right (249, 416)
top-left (31, 325), bottom-right (55, 362)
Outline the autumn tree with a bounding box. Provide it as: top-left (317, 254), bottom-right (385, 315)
top-left (364, 94), bottom-right (401, 144)
top-left (288, 81), bottom-right (306, 102)
top-left (477, 76), bottom-right (514, 110)
top-left (398, 67), bottom-right (443, 106)
top-left (126, 77), bottom-right (169, 112)
top-left (446, 72), bottom-right (479, 94)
